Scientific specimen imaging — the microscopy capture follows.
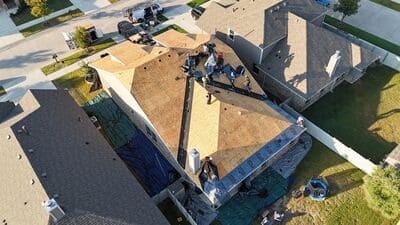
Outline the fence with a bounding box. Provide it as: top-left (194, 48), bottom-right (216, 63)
top-left (281, 103), bottom-right (377, 175)
top-left (323, 23), bottom-right (400, 71)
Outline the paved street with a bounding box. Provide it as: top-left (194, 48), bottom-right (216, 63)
top-left (329, 0), bottom-right (400, 46)
top-left (0, 0), bottom-right (193, 103)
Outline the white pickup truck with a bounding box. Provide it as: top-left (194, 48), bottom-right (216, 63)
top-left (123, 2), bottom-right (164, 22)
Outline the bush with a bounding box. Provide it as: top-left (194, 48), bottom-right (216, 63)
top-left (73, 26), bottom-right (90, 50)
top-left (364, 166), bottom-right (400, 218)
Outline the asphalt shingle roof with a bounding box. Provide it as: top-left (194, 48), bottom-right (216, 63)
top-left (0, 90), bottom-right (169, 225)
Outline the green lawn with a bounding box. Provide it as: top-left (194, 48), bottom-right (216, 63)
top-left (0, 86), bottom-right (6, 96)
top-left (324, 15), bottom-right (400, 56)
top-left (152, 24), bottom-right (187, 36)
top-left (304, 65), bottom-right (400, 163)
top-left (281, 140), bottom-right (398, 225)
top-left (108, 0), bottom-right (119, 3)
top-left (370, 0), bottom-right (400, 12)
top-left (52, 67), bottom-right (103, 105)
top-left (158, 14), bottom-right (169, 23)
top-left (20, 9), bottom-right (83, 37)
top-left (10, 0), bottom-right (73, 26)
top-left (41, 38), bottom-right (116, 75)
top-left (187, 0), bottom-right (209, 7)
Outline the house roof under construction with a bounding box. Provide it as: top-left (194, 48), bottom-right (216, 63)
top-left (90, 31), bottom-right (306, 196)
top-left (0, 90), bottom-right (169, 225)
top-left (259, 13), bottom-right (379, 98)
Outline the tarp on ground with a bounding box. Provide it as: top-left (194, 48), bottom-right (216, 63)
top-left (116, 130), bottom-right (180, 196)
top-left (217, 168), bottom-right (289, 225)
top-left (83, 91), bottom-right (136, 148)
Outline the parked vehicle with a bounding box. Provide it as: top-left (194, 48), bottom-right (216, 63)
top-left (191, 6), bottom-right (205, 20)
top-left (117, 21), bottom-right (142, 38)
top-left (123, 3), bottom-right (164, 23)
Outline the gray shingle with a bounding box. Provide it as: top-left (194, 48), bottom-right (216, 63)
top-left (0, 90), bottom-right (169, 225)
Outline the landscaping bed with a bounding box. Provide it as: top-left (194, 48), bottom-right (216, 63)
top-left (10, 0), bottom-right (73, 26)
top-left (20, 9), bottom-right (83, 37)
top-left (324, 15), bottom-right (400, 56)
top-left (41, 38), bottom-right (116, 75)
top-left (52, 67), bottom-right (103, 105)
top-left (152, 24), bottom-right (187, 36)
top-left (187, 0), bottom-right (209, 8)
top-left (0, 86), bottom-right (6, 96)
top-left (303, 65), bottom-right (400, 163)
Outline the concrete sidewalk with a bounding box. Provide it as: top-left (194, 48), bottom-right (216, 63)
top-left (16, 6), bottom-right (78, 31)
top-left (329, 0), bottom-right (400, 46)
top-left (0, 11), bottom-right (24, 48)
top-left (69, 0), bottom-right (111, 14)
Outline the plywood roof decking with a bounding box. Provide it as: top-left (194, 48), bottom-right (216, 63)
top-left (154, 29), bottom-right (211, 50)
top-left (91, 42), bottom-right (169, 73)
top-left (186, 83), bottom-right (292, 184)
top-left (91, 33), bottom-right (294, 184)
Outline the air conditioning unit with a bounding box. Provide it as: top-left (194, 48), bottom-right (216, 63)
top-left (188, 148), bottom-right (201, 174)
top-left (43, 199), bottom-right (65, 222)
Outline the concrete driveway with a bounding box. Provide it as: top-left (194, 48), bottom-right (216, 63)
top-left (329, 0), bottom-right (400, 46)
top-left (0, 10), bottom-right (23, 49)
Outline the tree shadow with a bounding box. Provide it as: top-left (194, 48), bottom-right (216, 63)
top-left (0, 49), bottom-right (51, 70)
top-left (89, 9), bottom-right (122, 20)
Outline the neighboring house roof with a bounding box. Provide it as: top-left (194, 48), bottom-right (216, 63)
top-left (0, 90), bottom-right (169, 225)
top-left (386, 145), bottom-right (400, 169)
top-left (197, 0), bottom-right (327, 48)
top-left (0, 101), bottom-right (15, 123)
top-left (91, 30), bottom-right (305, 200)
top-left (259, 13), bottom-right (378, 98)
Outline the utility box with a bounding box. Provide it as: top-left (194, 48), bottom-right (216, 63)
top-left (188, 148), bottom-right (200, 174)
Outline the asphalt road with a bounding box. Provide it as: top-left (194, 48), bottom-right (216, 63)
top-left (0, 0), bottom-right (189, 102)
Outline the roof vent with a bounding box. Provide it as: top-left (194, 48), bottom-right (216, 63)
top-left (43, 199), bottom-right (65, 222)
top-left (30, 179), bottom-right (35, 185)
top-left (17, 154), bottom-right (22, 160)
top-left (6, 135), bottom-right (11, 140)
top-left (28, 149), bottom-right (34, 153)
top-left (21, 125), bottom-right (29, 135)
top-left (188, 149), bottom-right (201, 174)
top-left (326, 50), bottom-right (342, 78)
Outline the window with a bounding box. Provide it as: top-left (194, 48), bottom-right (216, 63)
top-left (228, 29), bottom-right (235, 41)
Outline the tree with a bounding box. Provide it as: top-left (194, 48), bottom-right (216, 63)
top-left (25, 0), bottom-right (49, 19)
top-left (364, 166), bottom-right (400, 218)
top-left (334, 0), bottom-right (360, 21)
top-left (73, 26), bottom-right (91, 51)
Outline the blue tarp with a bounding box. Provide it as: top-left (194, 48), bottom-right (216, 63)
top-left (217, 168), bottom-right (289, 225)
top-left (116, 130), bottom-right (179, 196)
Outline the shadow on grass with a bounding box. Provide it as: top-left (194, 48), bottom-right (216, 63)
top-left (303, 65), bottom-right (399, 163)
top-left (325, 167), bottom-right (364, 197)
